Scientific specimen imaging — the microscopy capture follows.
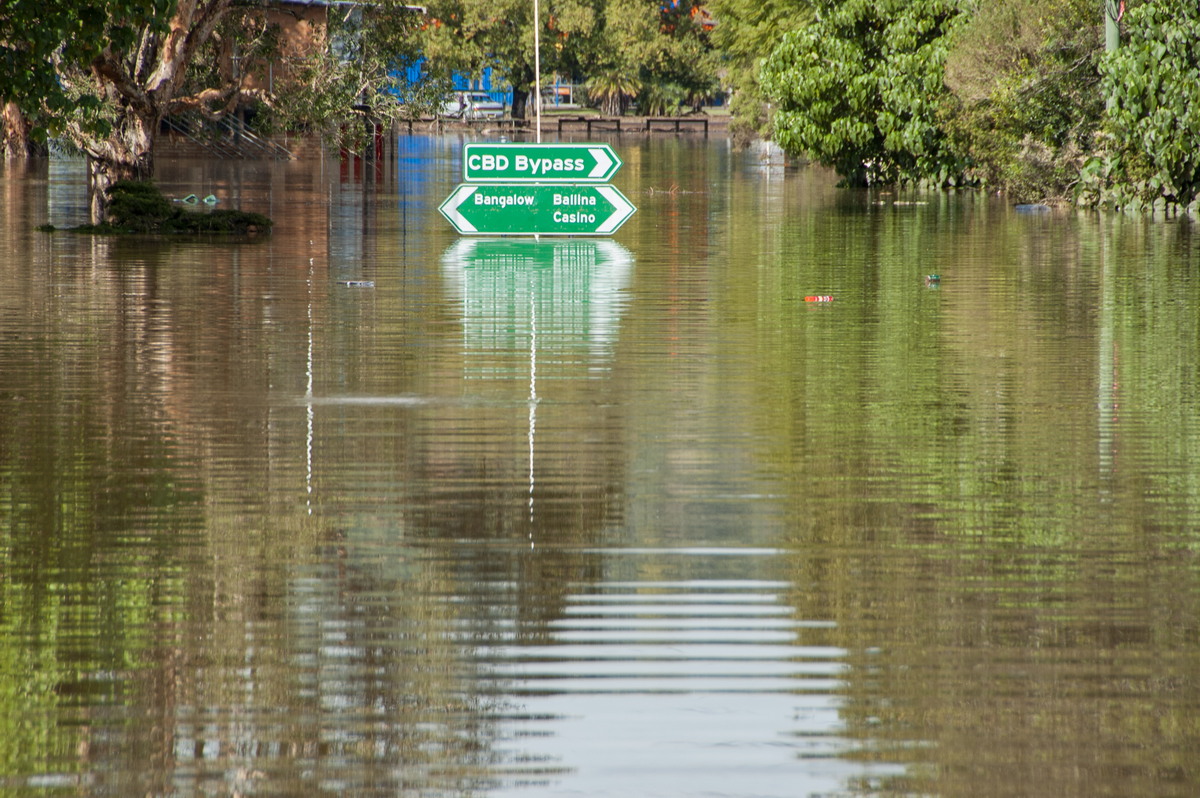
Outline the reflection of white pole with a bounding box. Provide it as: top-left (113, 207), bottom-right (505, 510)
top-left (533, 0), bottom-right (542, 240)
top-left (534, 0), bottom-right (542, 143)
top-left (528, 292), bottom-right (537, 546)
top-left (306, 264), bottom-right (315, 515)
top-left (1098, 221), bottom-right (1115, 497)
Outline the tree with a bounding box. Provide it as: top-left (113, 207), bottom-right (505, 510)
top-left (760, 0), bottom-right (966, 186)
top-left (636, 0), bottom-right (720, 114)
top-left (939, 0), bottom-right (1103, 202)
top-left (263, 2), bottom-right (440, 148)
top-left (420, 0), bottom-right (604, 119)
top-left (1, 0), bottom-right (430, 224)
top-left (3, 102), bottom-right (41, 159)
top-left (417, 0), bottom-right (718, 119)
top-left (587, 69), bottom-right (642, 116)
top-left (706, 0), bottom-right (810, 139)
top-left (2, 1), bottom-right (243, 222)
top-left (1, 0), bottom-right (136, 160)
top-left (1082, 0), bottom-right (1200, 211)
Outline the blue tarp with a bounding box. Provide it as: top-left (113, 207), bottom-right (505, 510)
top-left (394, 61), bottom-right (511, 105)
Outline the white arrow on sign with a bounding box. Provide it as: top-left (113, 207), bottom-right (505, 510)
top-left (440, 185), bottom-right (478, 233)
top-left (588, 147), bottom-right (614, 180)
top-left (596, 186), bottom-right (636, 234)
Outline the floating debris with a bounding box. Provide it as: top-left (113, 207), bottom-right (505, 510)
top-left (342, 280), bottom-right (375, 288)
top-left (805, 295), bottom-right (833, 303)
top-left (173, 193), bottom-right (218, 205)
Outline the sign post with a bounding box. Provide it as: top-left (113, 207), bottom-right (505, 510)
top-left (463, 143), bottom-right (623, 183)
top-left (442, 142), bottom-right (634, 237)
top-left (440, 184), bottom-right (636, 236)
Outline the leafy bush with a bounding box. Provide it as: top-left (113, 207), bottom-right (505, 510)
top-left (940, 0), bottom-right (1103, 202)
top-left (106, 180), bottom-right (178, 233)
top-left (82, 181), bottom-right (272, 234)
top-left (1082, 0), bottom-right (1200, 211)
top-left (706, 0), bottom-right (811, 142)
top-left (637, 82), bottom-right (688, 116)
top-left (760, 0), bottom-right (966, 186)
top-left (587, 70), bottom-right (642, 116)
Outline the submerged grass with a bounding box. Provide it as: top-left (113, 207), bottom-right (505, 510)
top-left (39, 180), bottom-right (271, 235)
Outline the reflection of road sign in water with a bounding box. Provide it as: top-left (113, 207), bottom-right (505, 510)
top-left (440, 184), bottom-right (636, 236)
top-left (463, 143), bottom-right (622, 183)
top-left (441, 237), bottom-right (634, 359)
top-left (440, 237), bottom-right (635, 530)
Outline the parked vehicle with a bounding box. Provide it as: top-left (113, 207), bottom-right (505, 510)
top-left (441, 92), bottom-right (505, 120)
top-left (540, 85), bottom-right (582, 110)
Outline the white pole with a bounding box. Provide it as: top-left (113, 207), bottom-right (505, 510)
top-left (533, 0), bottom-right (542, 142)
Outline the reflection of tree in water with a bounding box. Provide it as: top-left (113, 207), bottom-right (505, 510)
top-left (67, 517), bottom-right (521, 797)
top-left (0, 241), bottom-right (535, 794)
top-left (750, 209), bottom-right (1200, 798)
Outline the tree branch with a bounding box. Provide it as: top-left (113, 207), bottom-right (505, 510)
top-left (166, 86), bottom-right (274, 118)
top-left (146, 0), bottom-right (233, 97)
top-left (91, 50), bottom-right (151, 113)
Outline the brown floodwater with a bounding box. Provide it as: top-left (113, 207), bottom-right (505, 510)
top-left (1, 134), bottom-right (1199, 797)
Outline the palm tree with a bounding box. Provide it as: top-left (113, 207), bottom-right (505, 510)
top-left (587, 70), bottom-right (642, 116)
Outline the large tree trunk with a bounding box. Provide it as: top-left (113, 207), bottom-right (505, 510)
top-left (86, 111), bottom-right (157, 225)
top-left (510, 65), bottom-right (535, 120)
top-left (3, 102), bottom-right (36, 159)
top-left (511, 87), bottom-right (530, 121)
top-left (79, 0), bottom-right (234, 223)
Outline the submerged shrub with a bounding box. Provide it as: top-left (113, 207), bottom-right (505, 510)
top-left (106, 180), bottom-right (178, 232)
top-left (1086, 0), bottom-right (1200, 210)
top-left (940, 0), bottom-right (1102, 202)
top-left (87, 181), bottom-right (272, 234)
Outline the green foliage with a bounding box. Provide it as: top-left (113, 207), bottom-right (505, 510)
top-left (637, 0), bottom-right (721, 110)
top-left (417, 0), bottom-right (717, 117)
top-left (587, 69), bottom-right (642, 115)
top-left (264, 3), bottom-right (441, 150)
top-left (420, 0), bottom-right (605, 117)
top-left (4, 0), bottom-right (434, 219)
top-left (940, 0), bottom-right (1103, 202)
top-left (637, 81), bottom-right (688, 115)
top-left (0, 0), bottom-right (170, 141)
top-left (76, 181), bottom-right (272, 235)
top-left (1082, 0), bottom-right (1200, 211)
top-left (761, 0), bottom-right (967, 186)
top-left (706, 0), bottom-right (811, 139)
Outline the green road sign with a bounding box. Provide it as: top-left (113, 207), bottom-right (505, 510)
top-left (440, 184), bottom-right (637, 236)
top-left (463, 143), bottom-right (623, 183)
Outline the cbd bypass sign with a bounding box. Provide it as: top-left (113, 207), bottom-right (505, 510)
top-left (462, 143), bottom-right (622, 183)
top-left (441, 143), bottom-right (635, 236)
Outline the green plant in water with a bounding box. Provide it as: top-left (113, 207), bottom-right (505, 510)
top-left (760, 0), bottom-right (967, 187)
top-left (939, 0), bottom-right (1102, 203)
top-left (1081, 0), bottom-right (1200, 212)
top-left (70, 181), bottom-right (272, 235)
